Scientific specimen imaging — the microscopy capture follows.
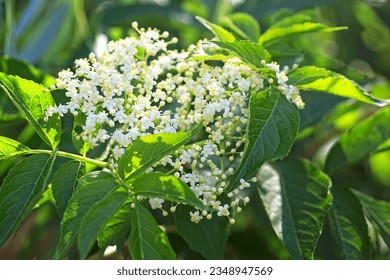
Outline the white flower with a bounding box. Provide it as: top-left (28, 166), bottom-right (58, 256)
top-left (149, 198), bottom-right (164, 209)
top-left (190, 211), bottom-right (203, 223)
top-left (217, 204), bottom-right (230, 217)
top-left (112, 146), bottom-right (125, 160)
top-left (201, 141), bottom-right (214, 157)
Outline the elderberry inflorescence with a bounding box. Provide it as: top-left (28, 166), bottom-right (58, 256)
top-left (46, 23), bottom-right (303, 223)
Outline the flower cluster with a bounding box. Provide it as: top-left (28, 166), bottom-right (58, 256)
top-left (265, 62), bottom-right (305, 109)
top-left (46, 23), bottom-right (303, 223)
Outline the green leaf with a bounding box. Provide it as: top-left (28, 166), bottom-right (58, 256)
top-left (34, 184), bottom-right (55, 208)
top-left (54, 172), bottom-right (119, 259)
top-left (328, 186), bottom-right (371, 259)
top-left (227, 87), bottom-right (299, 192)
top-left (220, 13), bottom-right (260, 42)
top-left (259, 22), bottom-right (347, 44)
top-left (0, 57), bottom-right (56, 123)
top-left (189, 54), bottom-right (232, 62)
top-left (174, 205), bottom-right (230, 259)
top-left (131, 172), bottom-right (204, 209)
top-left (353, 191), bottom-right (390, 249)
top-left (0, 56), bottom-right (56, 87)
top-left (97, 197), bottom-right (132, 252)
top-left (118, 126), bottom-right (201, 180)
top-left (213, 40), bottom-right (271, 68)
top-left (51, 160), bottom-right (85, 217)
top-left (270, 14), bottom-right (313, 28)
top-left (369, 149), bottom-right (390, 188)
top-left (371, 81), bottom-right (390, 100)
top-left (325, 107), bottom-right (390, 174)
top-left (0, 136), bottom-right (30, 160)
top-left (196, 16), bottom-right (235, 41)
top-left (0, 153), bottom-right (56, 246)
top-left (0, 73), bottom-right (61, 148)
top-left (129, 202), bottom-right (176, 260)
top-left (77, 171), bottom-right (114, 190)
top-left (257, 159), bottom-right (332, 259)
top-left (78, 188), bottom-right (129, 259)
top-left (288, 66), bottom-right (384, 105)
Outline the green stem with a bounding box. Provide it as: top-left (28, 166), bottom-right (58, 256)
top-left (165, 168), bottom-right (177, 175)
top-left (28, 149), bottom-right (108, 168)
top-left (4, 0), bottom-right (13, 55)
top-left (182, 139), bottom-right (207, 150)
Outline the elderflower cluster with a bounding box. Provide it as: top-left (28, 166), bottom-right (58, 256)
top-left (46, 23), bottom-right (303, 223)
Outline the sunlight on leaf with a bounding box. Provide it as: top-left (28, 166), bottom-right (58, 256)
top-left (118, 126), bottom-right (201, 180)
top-left (326, 107), bottom-right (390, 174)
top-left (288, 66), bottom-right (389, 106)
top-left (259, 22), bottom-right (347, 44)
top-left (196, 16), bottom-right (235, 41)
top-left (131, 172), bottom-right (205, 209)
top-left (257, 159), bottom-right (332, 259)
top-left (0, 73), bottom-right (61, 148)
top-left (0, 136), bottom-right (30, 160)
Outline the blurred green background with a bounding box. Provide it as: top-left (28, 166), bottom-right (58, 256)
top-left (0, 0), bottom-right (389, 259)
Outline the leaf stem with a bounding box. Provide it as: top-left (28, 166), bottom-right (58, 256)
top-left (27, 149), bottom-right (108, 168)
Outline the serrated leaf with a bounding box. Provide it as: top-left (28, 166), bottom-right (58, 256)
top-left (328, 186), bottom-right (371, 259)
top-left (227, 87), bottom-right (299, 192)
top-left (131, 172), bottom-right (204, 209)
top-left (213, 40), bottom-right (271, 68)
top-left (53, 172), bottom-right (119, 259)
top-left (220, 13), bottom-right (260, 42)
top-left (257, 159), bottom-right (332, 259)
top-left (325, 107), bottom-right (390, 174)
top-left (0, 73), bottom-right (61, 148)
top-left (259, 22), bottom-right (347, 44)
top-left (129, 202), bottom-right (176, 260)
top-left (174, 205), bottom-right (230, 259)
top-left (52, 160), bottom-right (85, 217)
top-left (0, 136), bottom-right (30, 160)
top-left (196, 16), bottom-right (235, 41)
top-left (78, 188), bottom-right (129, 259)
top-left (288, 66), bottom-right (385, 105)
top-left (0, 153), bottom-right (56, 246)
top-left (353, 191), bottom-right (390, 249)
top-left (118, 126), bottom-right (201, 180)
